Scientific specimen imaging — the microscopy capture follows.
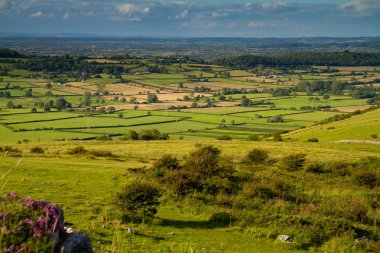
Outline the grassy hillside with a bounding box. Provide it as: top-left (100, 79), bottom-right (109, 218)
top-left (1, 140), bottom-right (380, 252)
top-left (284, 108), bottom-right (380, 142)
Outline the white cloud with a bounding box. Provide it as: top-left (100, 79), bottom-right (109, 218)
top-left (117, 3), bottom-right (137, 14)
top-left (62, 12), bottom-right (70, 20)
top-left (0, 0), bottom-right (7, 10)
top-left (30, 11), bottom-right (43, 18)
top-left (212, 11), bottom-right (229, 18)
top-left (142, 7), bottom-right (150, 14)
top-left (247, 21), bottom-right (265, 28)
top-left (117, 3), bottom-right (150, 15)
top-left (228, 22), bottom-right (237, 28)
top-left (175, 10), bottom-right (188, 19)
top-left (207, 22), bottom-right (217, 28)
top-left (338, 0), bottom-right (380, 17)
top-left (258, 2), bottom-right (288, 10)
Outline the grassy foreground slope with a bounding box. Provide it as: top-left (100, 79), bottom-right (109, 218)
top-left (1, 140), bottom-right (380, 252)
top-left (284, 108), bottom-right (380, 142)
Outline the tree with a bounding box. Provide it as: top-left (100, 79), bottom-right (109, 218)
top-left (323, 94), bottom-right (330, 100)
top-left (241, 97), bottom-right (252, 107)
top-left (55, 97), bottom-right (68, 111)
top-left (24, 89), bottom-right (32, 97)
top-left (118, 113), bottom-right (123, 119)
top-left (116, 181), bottom-right (161, 223)
top-left (44, 103), bottom-right (51, 112)
top-left (6, 101), bottom-right (15, 109)
top-left (83, 91), bottom-right (91, 107)
top-left (107, 106), bottom-right (116, 114)
top-left (31, 108), bottom-right (37, 113)
top-left (147, 93), bottom-right (159, 103)
top-left (126, 130), bottom-right (139, 140)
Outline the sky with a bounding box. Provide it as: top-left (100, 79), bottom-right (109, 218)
top-left (0, 0), bottom-right (379, 37)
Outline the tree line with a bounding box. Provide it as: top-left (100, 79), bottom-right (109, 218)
top-left (215, 51), bottom-right (380, 69)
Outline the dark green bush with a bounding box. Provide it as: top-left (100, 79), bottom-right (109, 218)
top-left (305, 163), bottom-right (326, 174)
top-left (328, 161), bottom-right (351, 176)
top-left (139, 129), bottom-right (169, 140)
top-left (67, 146), bottom-right (88, 155)
top-left (209, 212), bottom-right (234, 226)
top-left (30, 147), bottom-right (44, 154)
top-left (216, 135), bottom-right (232, 140)
top-left (95, 135), bottom-right (113, 141)
top-left (154, 154), bottom-right (180, 171)
top-left (354, 170), bottom-right (379, 189)
top-left (243, 148), bottom-right (269, 164)
top-left (116, 181), bottom-right (161, 223)
top-left (89, 150), bottom-right (114, 157)
top-left (280, 153), bottom-right (307, 171)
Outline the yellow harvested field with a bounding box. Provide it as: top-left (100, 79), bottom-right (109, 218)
top-left (372, 83), bottom-right (380, 87)
top-left (179, 82), bottom-right (254, 90)
top-left (104, 101), bottom-right (199, 111)
top-left (215, 101), bottom-right (239, 107)
top-left (158, 92), bottom-right (212, 101)
top-left (106, 83), bottom-right (156, 95)
top-left (56, 86), bottom-right (89, 95)
top-left (335, 105), bottom-right (373, 112)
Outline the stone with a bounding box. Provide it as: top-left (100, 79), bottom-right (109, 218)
top-left (277, 234), bottom-right (292, 243)
top-left (58, 233), bottom-right (94, 253)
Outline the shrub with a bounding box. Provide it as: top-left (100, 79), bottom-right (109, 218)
top-left (89, 150), bottom-right (114, 157)
top-left (328, 161), bottom-right (351, 176)
top-left (139, 129), bottom-right (169, 140)
top-left (152, 154), bottom-right (180, 177)
top-left (272, 133), bottom-right (283, 141)
top-left (305, 163), bottom-right (326, 174)
top-left (280, 153), bottom-right (307, 171)
top-left (67, 146), bottom-right (88, 155)
top-left (1, 146), bottom-right (21, 153)
top-left (95, 135), bottom-right (113, 141)
top-left (216, 135), bottom-right (232, 140)
top-left (267, 115), bottom-right (284, 123)
top-left (354, 170), bottom-right (379, 189)
top-left (247, 134), bottom-right (260, 141)
top-left (115, 181), bottom-right (161, 223)
top-left (30, 147), bottom-right (44, 154)
top-left (307, 138), bottom-right (319, 142)
top-left (162, 145), bottom-right (238, 197)
top-left (243, 148), bottom-right (269, 164)
top-left (155, 154), bottom-right (180, 170)
top-left (208, 212), bottom-right (234, 226)
top-left (0, 193), bottom-right (63, 253)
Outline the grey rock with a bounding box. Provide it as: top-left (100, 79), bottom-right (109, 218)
top-left (58, 233), bottom-right (94, 253)
top-left (277, 234), bottom-right (292, 243)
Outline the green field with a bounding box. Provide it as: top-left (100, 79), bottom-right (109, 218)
top-left (285, 108), bottom-right (380, 141)
top-left (1, 140), bottom-right (380, 252)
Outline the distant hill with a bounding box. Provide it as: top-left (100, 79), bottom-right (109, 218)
top-left (0, 48), bottom-right (22, 58)
top-left (284, 108), bottom-right (380, 142)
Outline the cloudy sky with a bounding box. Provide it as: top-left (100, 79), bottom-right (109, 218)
top-left (0, 0), bottom-right (379, 37)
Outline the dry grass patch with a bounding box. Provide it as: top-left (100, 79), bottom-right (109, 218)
top-left (335, 105), bottom-right (373, 112)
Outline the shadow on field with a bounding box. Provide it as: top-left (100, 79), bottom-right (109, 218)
top-left (159, 218), bottom-right (226, 229)
top-left (134, 232), bottom-right (165, 241)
